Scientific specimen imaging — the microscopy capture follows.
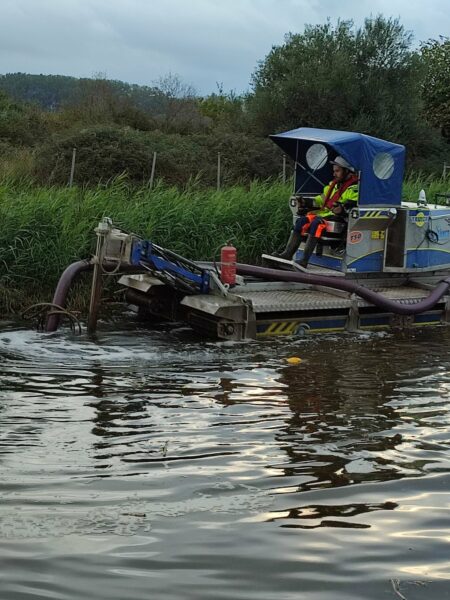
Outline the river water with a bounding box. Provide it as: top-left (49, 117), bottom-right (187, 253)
top-left (1, 319), bottom-right (450, 600)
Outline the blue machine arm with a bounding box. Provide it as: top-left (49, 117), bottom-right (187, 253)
top-left (131, 239), bottom-right (210, 294)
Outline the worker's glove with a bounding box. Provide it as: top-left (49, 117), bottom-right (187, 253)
top-left (332, 202), bottom-right (343, 215)
top-left (295, 195), bottom-right (305, 208)
top-left (296, 196), bottom-right (315, 212)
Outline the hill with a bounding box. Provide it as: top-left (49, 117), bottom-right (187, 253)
top-left (0, 72), bottom-right (164, 112)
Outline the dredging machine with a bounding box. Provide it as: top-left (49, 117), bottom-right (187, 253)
top-left (46, 128), bottom-right (450, 339)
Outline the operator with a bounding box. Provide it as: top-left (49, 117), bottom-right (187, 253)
top-left (274, 156), bottom-right (359, 268)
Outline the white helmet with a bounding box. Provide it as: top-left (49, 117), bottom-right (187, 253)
top-left (330, 155), bottom-right (355, 172)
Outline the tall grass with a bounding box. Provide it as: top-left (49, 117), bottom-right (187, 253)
top-left (0, 177), bottom-right (291, 312)
top-left (403, 172), bottom-right (449, 204)
top-left (0, 175), bottom-right (448, 313)
top-left (0, 148), bottom-right (35, 182)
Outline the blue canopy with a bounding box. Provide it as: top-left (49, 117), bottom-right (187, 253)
top-left (270, 127), bottom-right (405, 207)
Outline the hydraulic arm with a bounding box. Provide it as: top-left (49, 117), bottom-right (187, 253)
top-left (131, 239), bottom-right (210, 295)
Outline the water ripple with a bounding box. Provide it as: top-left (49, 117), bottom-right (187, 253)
top-left (1, 321), bottom-right (450, 598)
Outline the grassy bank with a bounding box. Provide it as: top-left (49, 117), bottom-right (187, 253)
top-left (0, 178), bottom-right (291, 313)
top-left (0, 175), bottom-right (449, 314)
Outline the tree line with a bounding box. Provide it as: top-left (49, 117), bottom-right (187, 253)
top-left (0, 16), bottom-right (448, 187)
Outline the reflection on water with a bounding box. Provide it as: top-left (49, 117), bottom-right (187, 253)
top-left (1, 321), bottom-right (450, 599)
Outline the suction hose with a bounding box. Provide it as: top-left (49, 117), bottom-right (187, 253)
top-left (45, 260), bottom-right (144, 332)
top-left (45, 260), bottom-right (93, 332)
top-left (236, 263), bottom-right (450, 316)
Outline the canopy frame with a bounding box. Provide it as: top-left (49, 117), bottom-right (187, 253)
top-left (270, 127), bottom-right (405, 207)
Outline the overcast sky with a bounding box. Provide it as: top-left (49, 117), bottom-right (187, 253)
top-left (1, 0), bottom-right (448, 94)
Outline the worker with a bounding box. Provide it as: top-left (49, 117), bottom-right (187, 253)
top-left (275, 156), bottom-right (359, 268)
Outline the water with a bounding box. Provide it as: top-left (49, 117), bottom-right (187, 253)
top-left (1, 319), bottom-right (450, 599)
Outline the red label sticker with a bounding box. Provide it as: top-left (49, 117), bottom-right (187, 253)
top-left (349, 231), bottom-right (363, 244)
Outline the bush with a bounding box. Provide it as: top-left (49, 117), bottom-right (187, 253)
top-left (33, 126), bottom-right (287, 187)
top-left (0, 146), bottom-right (35, 181)
top-left (0, 90), bottom-right (49, 146)
top-left (34, 126), bottom-right (152, 185)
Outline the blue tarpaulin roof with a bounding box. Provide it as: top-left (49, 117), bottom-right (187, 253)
top-left (270, 127), bottom-right (405, 207)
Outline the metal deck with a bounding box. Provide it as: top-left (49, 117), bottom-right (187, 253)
top-left (234, 286), bottom-right (431, 313)
top-left (120, 271), bottom-right (449, 340)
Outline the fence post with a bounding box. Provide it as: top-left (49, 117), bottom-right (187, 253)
top-left (69, 148), bottom-right (76, 187)
top-left (217, 152), bottom-right (221, 191)
top-left (443, 163), bottom-right (449, 179)
top-left (282, 154), bottom-right (286, 183)
top-left (149, 152), bottom-right (157, 189)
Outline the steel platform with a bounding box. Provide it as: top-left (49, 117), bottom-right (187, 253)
top-left (120, 271), bottom-right (450, 340)
top-left (233, 286), bottom-right (430, 313)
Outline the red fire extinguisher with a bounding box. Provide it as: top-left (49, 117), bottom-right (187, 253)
top-left (220, 243), bottom-right (237, 285)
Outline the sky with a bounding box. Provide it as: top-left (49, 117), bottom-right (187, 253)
top-left (0, 0), bottom-right (449, 95)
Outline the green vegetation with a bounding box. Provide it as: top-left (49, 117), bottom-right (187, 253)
top-left (32, 126), bottom-right (281, 187)
top-left (420, 37), bottom-right (450, 139)
top-left (0, 17), bottom-right (448, 186)
top-left (249, 18), bottom-right (448, 170)
top-left (0, 179), bottom-right (289, 312)
top-left (0, 176), bottom-right (449, 313)
top-left (0, 16), bottom-right (449, 314)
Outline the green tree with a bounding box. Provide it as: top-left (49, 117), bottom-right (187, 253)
top-left (249, 17), bottom-right (424, 146)
top-left (59, 75), bottom-right (155, 132)
top-left (0, 73), bottom-right (78, 110)
top-left (421, 37), bottom-right (450, 139)
top-left (0, 90), bottom-right (49, 146)
top-left (199, 85), bottom-right (248, 131)
top-left (152, 73), bottom-right (207, 134)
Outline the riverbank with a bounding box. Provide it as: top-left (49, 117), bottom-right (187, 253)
top-left (0, 176), bottom-right (448, 313)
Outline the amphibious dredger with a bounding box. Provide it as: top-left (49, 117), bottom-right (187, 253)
top-left (46, 128), bottom-right (450, 339)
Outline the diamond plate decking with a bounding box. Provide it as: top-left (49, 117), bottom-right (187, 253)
top-left (235, 286), bottom-right (432, 313)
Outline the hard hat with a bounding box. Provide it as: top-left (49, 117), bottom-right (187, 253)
top-left (330, 156), bottom-right (355, 172)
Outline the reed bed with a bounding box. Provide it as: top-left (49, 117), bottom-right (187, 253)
top-left (0, 175), bottom-right (448, 313)
top-left (0, 178), bottom-right (290, 312)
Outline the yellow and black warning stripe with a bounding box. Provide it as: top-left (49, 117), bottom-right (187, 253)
top-left (261, 321), bottom-right (301, 336)
top-left (360, 210), bottom-right (387, 218)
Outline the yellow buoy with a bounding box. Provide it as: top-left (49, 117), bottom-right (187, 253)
top-left (286, 356), bottom-right (302, 365)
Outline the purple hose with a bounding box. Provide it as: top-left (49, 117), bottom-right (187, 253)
top-left (45, 259), bottom-right (450, 333)
top-left (236, 263), bottom-right (450, 316)
top-left (45, 260), bottom-right (93, 332)
top-left (45, 261), bottom-right (146, 332)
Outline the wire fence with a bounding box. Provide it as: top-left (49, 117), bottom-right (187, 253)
top-left (67, 147), bottom-right (291, 189)
top-left (65, 146), bottom-right (449, 190)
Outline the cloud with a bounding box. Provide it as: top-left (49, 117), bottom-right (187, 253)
top-left (0, 0), bottom-right (448, 94)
